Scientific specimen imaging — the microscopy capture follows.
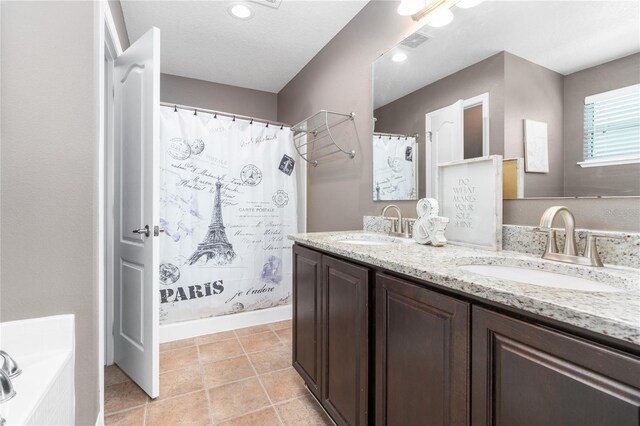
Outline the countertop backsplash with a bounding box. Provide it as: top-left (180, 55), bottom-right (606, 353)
top-left (502, 225), bottom-right (640, 269)
top-left (364, 216), bottom-right (640, 269)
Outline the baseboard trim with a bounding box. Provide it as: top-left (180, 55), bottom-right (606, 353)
top-left (160, 305), bottom-right (292, 343)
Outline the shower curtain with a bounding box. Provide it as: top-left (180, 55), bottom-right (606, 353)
top-left (158, 106), bottom-right (298, 325)
top-left (373, 135), bottom-right (418, 200)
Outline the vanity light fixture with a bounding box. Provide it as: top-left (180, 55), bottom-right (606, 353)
top-left (427, 8), bottom-right (454, 27)
top-left (397, 0), bottom-right (427, 16)
top-left (456, 0), bottom-right (483, 8)
top-left (392, 52), bottom-right (408, 63)
top-left (229, 2), bottom-right (254, 20)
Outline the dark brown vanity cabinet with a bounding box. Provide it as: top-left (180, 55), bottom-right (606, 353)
top-left (472, 307), bottom-right (640, 426)
top-left (322, 256), bottom-right (371, 426)
top-left (376, 273), bottom-right (470, 425)
top-left (292, 244), bottom-right (640, 426)
top-left (292, 244), bottom-right (323, 399)
top-left (292, 245), bottom-right (371, 425)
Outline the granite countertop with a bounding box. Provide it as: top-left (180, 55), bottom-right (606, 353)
top-left (289, 231), bottom-right (640, 346)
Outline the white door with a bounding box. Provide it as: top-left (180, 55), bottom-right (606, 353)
top-left (425, 100), bottom-right (464, 197)
top-left (113, 27), bottom-right (160, 398)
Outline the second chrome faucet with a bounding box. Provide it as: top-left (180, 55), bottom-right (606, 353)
top-left (537, 206), bottom-right (619, 267)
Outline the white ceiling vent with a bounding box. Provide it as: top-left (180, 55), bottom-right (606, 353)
top-left (250, 0), bottom-right (282, 9)
top-left (400, 32), bottom-right (430, 49)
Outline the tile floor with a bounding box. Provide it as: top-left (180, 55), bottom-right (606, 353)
top-left (104, 320), bottom-right (333, 425)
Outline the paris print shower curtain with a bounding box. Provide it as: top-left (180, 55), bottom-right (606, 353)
top-left (158, 106), bottom-right (298, 325)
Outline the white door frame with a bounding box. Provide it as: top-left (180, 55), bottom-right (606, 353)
top-left (99, 2), bottom-right (124, 425)
top-left (104, 0), bottom-right (123, 369)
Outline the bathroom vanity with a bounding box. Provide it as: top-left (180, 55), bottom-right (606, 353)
top-left (289, 232), bottom-right (640, 426)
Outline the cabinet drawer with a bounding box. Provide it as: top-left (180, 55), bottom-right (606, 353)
top-left (472, 306), bottom-right (640, 426)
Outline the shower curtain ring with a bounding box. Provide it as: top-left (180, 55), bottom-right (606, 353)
top-left (250, 119), bottom-right (253, 125)
top-left (174, 105), bottom-right (177, 112)
top-left (194, 109), bottom-right (197, 116)
top-left (280, 124), bottom-right (283, 130)
top-left (233, 116), bottom-right (236, 122)
top-left (266, 122), bottom-right (269, 128)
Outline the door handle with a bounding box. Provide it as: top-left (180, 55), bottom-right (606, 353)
top-left (132, 225), bottom-right (150, 237)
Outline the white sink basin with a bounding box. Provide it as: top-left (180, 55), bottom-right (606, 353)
top-left (337, 239), bottom-right (394, 246)
top-left (460, 264), bottom-right (622, 293)
top-left (333, 233), bottom-right (414, 246)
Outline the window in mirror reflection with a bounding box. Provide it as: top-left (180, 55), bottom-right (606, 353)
top-left (581, 84), bottom-right (640, 167)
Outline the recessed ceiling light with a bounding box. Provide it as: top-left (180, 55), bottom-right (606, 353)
top-left (392, 52), bottom-right (408, 63)
top-left (456, 0), bottom-right (483, 8)
top-left (427, 8), bottom-right (454, 27)
top-left (397, 0), bottom-right (426, 16)
top-left (229, 3), bottom-right (254, 20)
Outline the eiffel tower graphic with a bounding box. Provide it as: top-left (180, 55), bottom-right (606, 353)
top-left (188, 177), bottom-right (236, 265)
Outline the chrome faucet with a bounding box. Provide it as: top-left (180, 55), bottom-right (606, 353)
top-left (539, 206), bottom-right (578, 257)
top-left (536, 206), bottom-right (619, 267)
top-left (381, 204), bottom-right (403, 234)
top-left (381, 205), bottom-right (415, 238)
top-left (0, 351), bottom-right (20, 378)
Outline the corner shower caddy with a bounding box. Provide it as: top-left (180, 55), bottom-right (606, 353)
top-left (291, 110), bottom-right (356, 167)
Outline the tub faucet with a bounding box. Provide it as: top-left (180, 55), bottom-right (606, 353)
top-left (381, 204), bottom-right (402, 234)
top-left (536, 206), bottom-right (620, 267)
top-left (0, 369), bottom-right (15, 404)
top-left (0, 351), bottom-right (21, 378)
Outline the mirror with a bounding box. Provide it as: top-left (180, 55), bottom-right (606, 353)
top-left (373, 0), bottom-right (640, 199)
top-left (372, 132), bottom-right (418, 200)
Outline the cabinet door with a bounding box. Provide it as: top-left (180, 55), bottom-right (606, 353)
top-left (376, 273), bottom-right (470, 426)
top-left (292, 244), bottom-right (323, 399)
top-left (322, 255), bottom-right (370, 426)
top-left (472, 307), bottom-right (640, 426)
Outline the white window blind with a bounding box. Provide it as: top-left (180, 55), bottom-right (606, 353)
top-left (582, 84), bottom-right (640, 167)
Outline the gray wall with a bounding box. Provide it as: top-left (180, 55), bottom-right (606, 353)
top-left (504, 197), bottom-right (640, 232)
top-left (374, 52), bottom-right (506, 198)
top-left (278, 0), bottom-right (640, 233)
top-left (562, 53), bottom-right (640, 197)
top-left (464, 105), bottom-right (483, 159)
top-left (278, 1), bottom-right (433, 231)
top-left (1, 2), bottom-right (100, 425)
top-left (161, 73), bottom-right (278, 121)
top-left (503, 52), bottom-right (564, 197)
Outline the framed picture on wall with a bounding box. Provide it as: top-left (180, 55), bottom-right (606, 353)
top-left (524, 119), bottom-right (549, 173)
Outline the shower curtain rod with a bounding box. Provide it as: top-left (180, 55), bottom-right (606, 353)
top-left (373, 131), bottom-right (419, 141)
top-left (161, 102), bottom-right (291, 129)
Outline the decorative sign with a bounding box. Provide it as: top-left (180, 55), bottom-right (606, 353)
top-left (524, 119), bottom-right (549, 173)
top-left (437, 156), bottom-right (503, 251)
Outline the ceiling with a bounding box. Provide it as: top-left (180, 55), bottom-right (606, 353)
top-left (374, 0), bottom-right (640, 108)
top-left (121, 0), bottom-right (368, 93)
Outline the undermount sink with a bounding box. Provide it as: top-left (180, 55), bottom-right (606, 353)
top-left (332, 233), bottom-right (414, 246)
top-left (337, 239), bottom-right (392, 246)
top-left (460, 264), bottom-right (623, 293)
